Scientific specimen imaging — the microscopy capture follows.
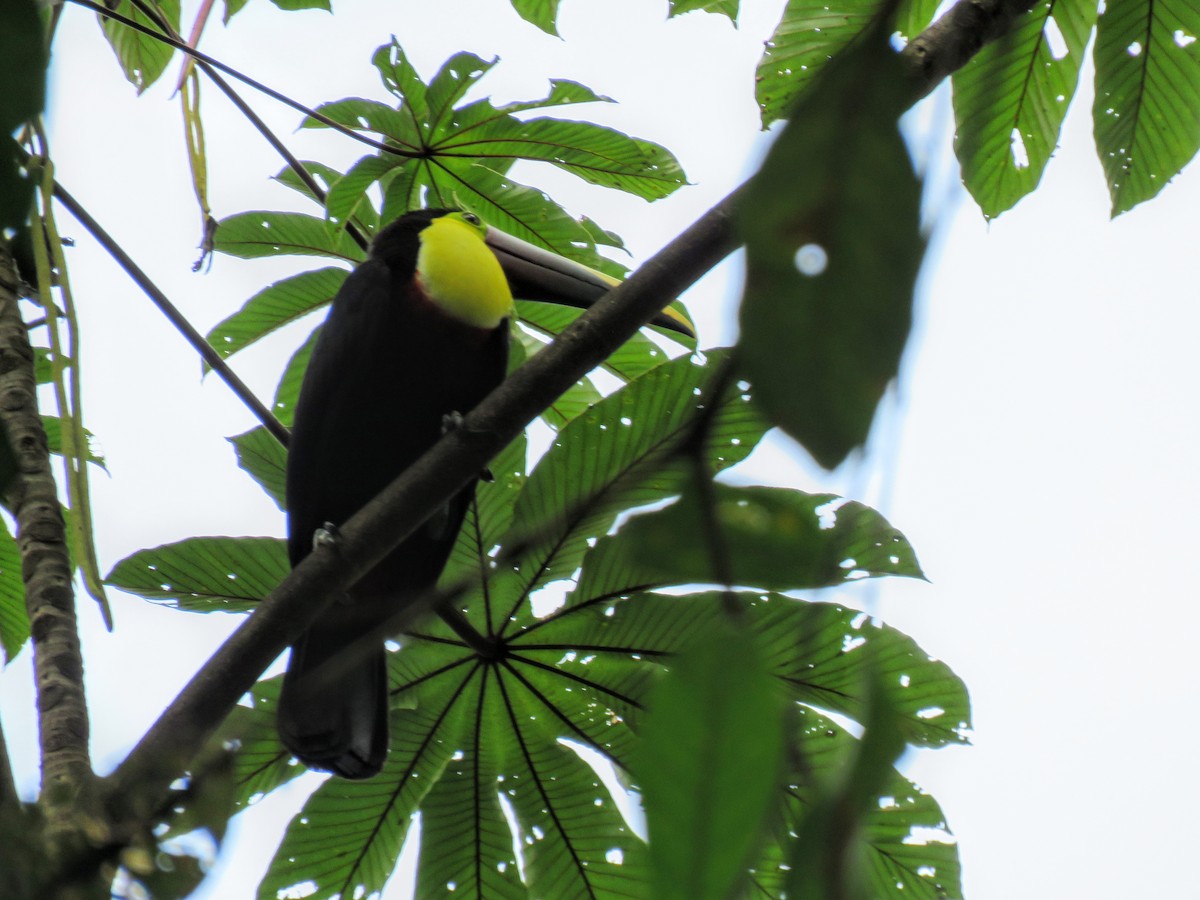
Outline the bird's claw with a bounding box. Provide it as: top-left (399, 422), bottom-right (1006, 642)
top-left (313, 522), bottom-right (342, 551)
top-left (442, 411), bottom-right (495, 482)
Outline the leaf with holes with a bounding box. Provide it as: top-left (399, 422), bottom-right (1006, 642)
top-left (751, 706), bottom-right (962, 899)
top-left (1093, 0), bottom-right (1200, 215)
top-left (741, 21), bottom-right (925, 468)
top-left (214, 211), bottom-right (365, 262)
top-left (510, 0), bottom-right (562, 35)
top-left (299, 40), bottom-right (683, 252)
top-left (205, 267), bottom-right (346, 367)
top-left (105, 537), bottom-right (287, 613)
top-left (756, 0), bottom-right (890, 127)
top-left (98, 0), bottom-right (181, 94)
top-left (615, 484), bottom-right (925, 590)
top-left (954, 0), bottom-right (1096, 218)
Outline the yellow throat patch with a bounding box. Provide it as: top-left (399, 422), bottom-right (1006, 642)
top-left (416, 212), bottom-right (514, 329)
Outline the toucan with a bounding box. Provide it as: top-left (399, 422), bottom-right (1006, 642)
top-left (277, 208), bottom-right (693, 779)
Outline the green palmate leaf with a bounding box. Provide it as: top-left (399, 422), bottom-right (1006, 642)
top-left (756, 0), bottom-right (888, 127)
top-left (522, 593), bottom-right (970, 748)
top-left (105, 536), bottom-right (286, 613)
top-left (516, 300), bottom-right (694, 383)
top-left (497, 685), bottom-right (650, 898)
top-left (414, 668), bottom-right (526, 899)
top-left (217, 676), bottom-right (306, 808)
top-left (213, 211), bottom-right (365, 263)
top-left (638, 622), bottom-right (785, 900)
top-left (740, 24), bottom-right (924, 469)
top-left (670, 0), bottom-right (739, 22)
top-left (228, 426), bottom-right (287, 510)
top-left (272, 327), bottom-right (318, 428)
top-left (427, 52), bottom-right (499, 135)
top-left (98, 0), bottom-right (181, 94)
top-left (422, 170), bottom-right (611, 264)
top-left (616, 484), bottom-right (925, 590)
top-left (509, 331), bottom-right (603, 430)
top-left (297, 39), bottom-right (682, 250)
top-left (1093, 0), bottom-right (1200, 215)
top-left (784, 673), bottom-right (905, 900)
top-left (205, 267), bottom-right (345, 365)
top-left (0, 518), bottom-right (27, 664)
top-left (262, 675), bottom-right (471, 900)
top-left (440, 434), bottom-right (527, 588)
top-left (491, 350), bottom-right (766, 629)
top-left (750, 707), bottom-right (961, 899)
top-left (510, 0), bottom-right (561, 35)
top-left (954, 0), bottom-right (1096, 218)
top-left (302, 97), bottom-right (419, 147)
top-left (436, 116), bottom-right (685, 200)
top-left (324, 155), bottom-right (398, 231)
top-left (238, 349), bottom-right (957, 899)
top-left (272, 160), bottom-right (354, 206)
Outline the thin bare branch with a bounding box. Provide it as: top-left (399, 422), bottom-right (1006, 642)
top-left (66, 0), bottom-right (418, 158)
top-left (49, 180), bottom-right (291, 448)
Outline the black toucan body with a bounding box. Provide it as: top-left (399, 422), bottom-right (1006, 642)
top-left (276, 208), bottom-right (692, 779)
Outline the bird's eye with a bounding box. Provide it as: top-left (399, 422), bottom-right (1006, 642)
top-left (461, 212), bottom-right (481, 226)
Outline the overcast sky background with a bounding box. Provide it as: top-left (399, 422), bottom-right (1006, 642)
top-left (1, 0), bottom-right (1197, 897)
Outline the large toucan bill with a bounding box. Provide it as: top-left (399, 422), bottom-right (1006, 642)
top-left (277, 208), bottom-right (694, 779)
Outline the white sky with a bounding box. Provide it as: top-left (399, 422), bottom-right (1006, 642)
top-left (1, 1), bottom-right (1196, 898)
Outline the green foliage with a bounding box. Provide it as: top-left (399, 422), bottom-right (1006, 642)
top-left (670, 0), bottom-right (740, 22)
top-left (23, 6), bottom-right (1116, 898)
top-left (953, 0), bottom-right (1097, 218)
top-left (757, 0), bottom-right (893, 128)
top-left (618, 483), bottom-right (926, 589)
top-left (205, 267), bottom-right (345, 368)
top-left (509, 0), bottom-right (562, 35)
top-left (107, 350), bottom-right (968, 899)
top-left (772, 710), bottom-right (960, 900)
top-left (0, 0), bottom-right (44, 231)
top-left (227, 426), bottom-right (287, 510)
top-left (98, 0), bottom-right (181, 94)
top-left (106, 536), bottom-right (289, 613)
top-left (304, 40), bottom-right (685, 244)
top-left (212, 211), bottom-right (365, 263)
top-left (0, 519), bottom-right (27, 664)
top-left (637, 622), bottom-right (785, 900)
top-left (1093, 0), bottom-right (1200, 215)
top-left (741, 22), bottom-right (924, 469)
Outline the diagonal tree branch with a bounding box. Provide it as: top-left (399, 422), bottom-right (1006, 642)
top-left (90, 0), bottom-right (1036, 865)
